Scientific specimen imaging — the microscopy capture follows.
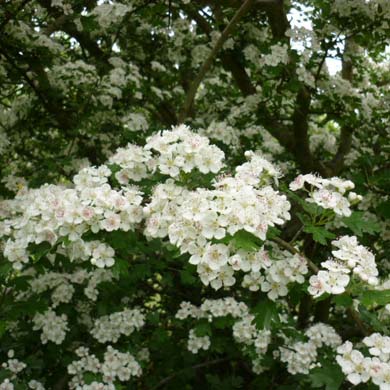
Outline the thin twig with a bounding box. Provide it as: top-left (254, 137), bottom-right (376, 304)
top-left (288, 224), bottom-right (304, 244)
top-left (0, 0), bottom-right (32, 33)
top-left (271, 236), bottom-right (370, 336)
top-left (347, 307), bottom-right (370, 336)
top-left (178, 0), bottom-right (254, 122)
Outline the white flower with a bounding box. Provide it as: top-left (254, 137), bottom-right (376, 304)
top-left (242, 272), bottom-right (264, 291)
top-left (91, 243), bottom-right (115, 268)
top-left (363, 333), bottom-right (390, 356)
top-left (210, 265), bottom-right (235, 290)
top-left (202, 244), bottom-right (229, 271)
top-left (261, 274), bottom-right (288, 300)
top-left (198, 211), bottom-right (226, 240)
top-left (100, 211), bottom-right (121, 231)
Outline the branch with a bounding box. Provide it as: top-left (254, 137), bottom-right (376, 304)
top-left (187, 7), bottom-right (256, 97)
top-left (347, 307), bottom-right (370, 336)
top-left (326, 38), bottom-right (356, 175)
top-left (178, 0), bottom-right (254, 122)
top-left (375, 76), bottom-right (390, 87)
top-left (185, 5), bottom-right (294, 149)
top-left (262, 0), bottom-right (289, 39)
top-left (290, 86), bottom-right (316, 173)
top-left (53, 375), bottom-right (68, 390)
top-left (314, 46), bottom-right (330, 86)
top-left (270, 236), bottom-right (319, 273)
top-left (0, 48), bottom-right (50, 113)
top-left (151, 358), bottom-right (228, 390)
top-left (328, 125), bottom-right (354, 175)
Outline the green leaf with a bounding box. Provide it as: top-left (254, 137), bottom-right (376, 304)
top-left (83, 372), bottom-right (99, 384)
top-left (266, 226), bottom-right (281, 240)
top-left (360, 290), bottom-right (390, 307)
top-left (30, 242), bottom-right (52, 262)
top-left (309, 362), bottom-right (344, 390)
top-left (194, 321), bottom-right (212, 337)
top-left (303, 225), bottom-right (336, 245)
top-left (180, 269), bottom-right (196, 285)
top-left (107, 230), bottom-right (136, 251)
top-left (0, 370), bottom-right (10, 382)
top-left (371, 171), bottom-right (390, 191)
top-left (147, 312), bottom-right (160, 326)
top-left (376, 200), bottom-right (390, 219)
top-left (358, 305), bottom-right (384, 332)
top-left (111, 257), bottom-right (129, 278)
top-left (128, 263), bottom-right (151, 283)
top-left (214, 316), bottom-right (233, 329)
top-left (341, 211), bottom-right (380, 236)
top-left (287, 190), bottom-right (323, 216)
top-left (0, 262), bottom-right (12, 280)
top-left (332, 294), bottom-right (353, 307)
top-left (231, 230), bottom-right (262, 251)
top-left (253, 300), bottom-right (279, 329)
top-left (24, 356), bottom-right (44, 369)
top-left (0, 321), bottom-right (7, 338)
top-left (151, 328), bottom-right (169, 345)
top-left (7, 298), bottom-right (48, 320)
top-left (314, 292), bottom-right (331, 302)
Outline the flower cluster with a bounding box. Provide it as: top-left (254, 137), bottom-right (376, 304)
top-left (232, 314), bottom-right (272, 371)
top-left (145, 124), bottom-right (225, 177)
top-left (176, 298), bottom-right (272, 372)
top-left (28, 381), bottom-right (45, 390)
top-left (1, 167), bottom-right (143, 269)
top-left (309, 235), bottom-right (378, 298)
top-left (145, 152), bottom-right (290, 290)
top-left (0, 379), bottom-right (14, 390)
top-left (176, 297), bottom-right (249, 321)
top-left (200, 121), bottom-right (240, 148)
top-left (187, 329), bottom-right (211, 354)
top-left (109, 144), bottom-right (152, 183)
top-left (0, 351), bottom-right (44, 389)
top-left (90, 3), bottom-right (132, 31)
top-left (68, 346), bottom-right (142, 389)
top-left (28, 270), bottom-right (76, 307)
top-left (91, 308), bottom-right (145, 343)
top-left (1, 126), bottom-right (292, 297)
top-left (110, 125), bottom-right (225, 183)
top-left (0, 349), bottom-right (45, 390)
top-left (1, 376), bottom-right (45, 390)
top-left (241, 249), bottom-right (308, 301)
top-left (337, 334), bottom-right (390, 389)
top-left (84, 269), bottom-right (116, 301)
top-left (27, 266), bottom-right (116, 301)
top-left (279, 323), bottom-right (342, 374)
top-left (262, 43), bottom-right (289, 67)
top-left (1, 175), bottom-right (27, 193)
top-left (331, 235), bottom-right (379, 284)
top-left (289, 174), bottom-right (362, 216)
top-left (1, 350), bottom-right (26, 378)
top-left (32, 309), bottom-right (68, 344)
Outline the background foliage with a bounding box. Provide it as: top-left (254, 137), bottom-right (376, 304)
top-left (0, 0), bottom-right (389, 389)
